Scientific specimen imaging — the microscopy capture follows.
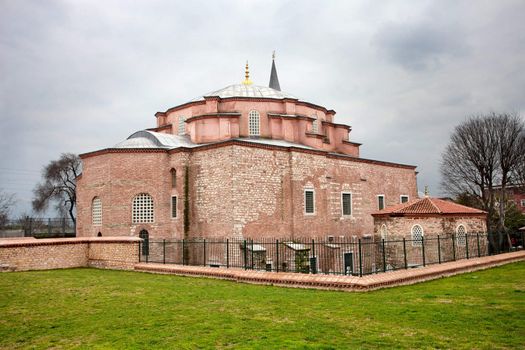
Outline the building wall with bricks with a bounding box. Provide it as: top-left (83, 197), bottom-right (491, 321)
top-left (77, 142), bottom-right (418, 240)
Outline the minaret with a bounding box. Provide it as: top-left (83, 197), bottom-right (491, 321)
top-left (242, 61), bottom-right (253, 85)
top-left (269, 51), bottom-right (281, 91)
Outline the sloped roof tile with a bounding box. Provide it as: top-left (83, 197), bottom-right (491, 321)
top-left (372, 197), bottom-right (486, 216)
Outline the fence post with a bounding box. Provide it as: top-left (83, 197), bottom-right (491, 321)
top-left (452, 234), bottom-right (456, 261)
top-left (182, 239), bottom-right (186, 266)
top-left (382, 239), bottom-right (386, 272)
top-left (403, 238), bottom-right (407, 269)
top-left (465, 234), bottom-right (469, 259)
top-left (62, 218), bottom-right (66, 235)
top-left (47, 218), bottom-right (51, 236)
top-left (226, 239), bottom-right (229, 268)
top-left (243, 240), bottom-right (247, 270)
top-left (437, 235), bottom-right (441, 264)
top-left (358, 238), bottom-right (363, 277)
top-left (477, 233), bottom-right (481, 257)
top-left (29, 218), bottom-right (33, 237)
top-left (203, 239), bottom-right (206, 266)
top-left (421, 236), bottom-right (426, 267)
top-left (163, 239), bottom-right (166, 264)
top-left (276, 239), bottom-right (279, 272)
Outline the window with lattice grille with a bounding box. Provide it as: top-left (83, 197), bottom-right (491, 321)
top-left (341, 192), bottom-right (352, 216)
top-left (178, 116), bottom-right (186, 135)
top-left (312, 117), bottom-right (318, 133)
top-left (304, 189), bottom-right (315, 214)
top-left (411, 224), bottom-right (424, 246)
top-left (92, 197), bottom-right (102, 226)
top-left (456, 225), bottom-right (467, 246)
top-left (248, 110), bottom-right (260, 136)
top-left (132, 193), bottom-right (154, 223)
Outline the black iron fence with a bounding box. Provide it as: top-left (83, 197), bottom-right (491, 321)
top-left (0, 218), bottom-right (76, 238)
top-left (138, 232), bottom-right (524, 276)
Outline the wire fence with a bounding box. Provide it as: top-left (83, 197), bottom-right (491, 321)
top-left (138, 232), bottom-right (524, 276)
top-left (0, 218), bottom-right (76, 238)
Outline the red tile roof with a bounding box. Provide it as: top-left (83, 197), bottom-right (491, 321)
top-left (372, 197), bottom-right (486, 216)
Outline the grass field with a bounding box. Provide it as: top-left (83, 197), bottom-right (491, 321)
top-left (0, 263), bottom-right (524, 349)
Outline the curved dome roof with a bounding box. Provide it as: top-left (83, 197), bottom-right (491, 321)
top-left (191, 84), bottom-right (297, 102)
top-left (113, 130), bottom-right (197, 149)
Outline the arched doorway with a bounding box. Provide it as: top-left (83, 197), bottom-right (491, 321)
top-left (139, 229), bottom-right (149, 256)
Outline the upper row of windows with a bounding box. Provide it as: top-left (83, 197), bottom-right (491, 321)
top-left (177, 112), bottom-right (324, 137)
top-left (304, 190), bottom-right (409, 216)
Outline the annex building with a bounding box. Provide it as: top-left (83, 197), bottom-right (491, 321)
top-left (77, 58), bottom-right (419, 240)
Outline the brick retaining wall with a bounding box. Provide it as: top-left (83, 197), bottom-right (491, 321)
top-left (0, 237), bottom-right (140, 272)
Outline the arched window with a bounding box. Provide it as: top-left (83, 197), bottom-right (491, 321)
top-left (132, 193), bottom-right (154, 223)
top-left (170, 168), bottom-right (176, 188)
top-left (456, 225), bottom-right (467, 246)
top-left (92, 197), bottom-right (102, 226)
top-left (411, 224), bottom-right (424, 246)
top-left (312, 117), bottom-right (319, 133)
top-left (248, 110), bottom-right (260, 136)
top-left (178, 116), bottom-right (186, 135)
top-left (380, 224), bottom-right (388, 240)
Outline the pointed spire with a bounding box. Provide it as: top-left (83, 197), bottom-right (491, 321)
top-left (269, 51), bottom-right (281, 91)
top-left (242, 61), bottom-right (253, 85)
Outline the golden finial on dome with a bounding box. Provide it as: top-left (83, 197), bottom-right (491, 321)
top-left (242, 60), bottom-right (253, 85)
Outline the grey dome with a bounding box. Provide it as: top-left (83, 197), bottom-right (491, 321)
top-left (191, 84), bottom-right (297, 102)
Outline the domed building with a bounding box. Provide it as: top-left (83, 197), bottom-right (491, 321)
top-left (76, 57), bottom-right (418, 240)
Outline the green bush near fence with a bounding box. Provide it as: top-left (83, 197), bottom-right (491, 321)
top-left (0, 262), bottom-right (524, 349)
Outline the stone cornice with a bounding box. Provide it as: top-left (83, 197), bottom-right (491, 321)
top-left (186, 113), bottom-right (241, 123)
top-left (148, 124), bottom-right (173, 132)
top-left (157, 96), bottom-right (335, 118)
top-left (342, 140), bottom-right (362, 146)
top-left (322, 120), bottom-right (351, 130)
top-left (81, 139), bottom-right (416, 170)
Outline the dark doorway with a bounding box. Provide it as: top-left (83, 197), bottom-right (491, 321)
top-left (139, 229), bottom-right (149, 256)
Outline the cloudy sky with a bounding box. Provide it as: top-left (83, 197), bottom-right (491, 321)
top-left (1, 0), bottom-right (524, 217)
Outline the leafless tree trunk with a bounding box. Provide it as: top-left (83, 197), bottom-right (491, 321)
top-left (494, 113), bottom-right (525, 233)
top-left (0, 190), bottom-right (16, 228)
top-left (32, 153), bottom-right (81, 224)
top-left (440, 113), bottom-right (525, 252)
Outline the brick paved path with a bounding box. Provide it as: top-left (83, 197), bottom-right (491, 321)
top-left (134, 250), bottom-right (525, 292)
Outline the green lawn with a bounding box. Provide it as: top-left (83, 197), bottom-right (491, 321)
top-left (0, 263), bottom-right (524, 349)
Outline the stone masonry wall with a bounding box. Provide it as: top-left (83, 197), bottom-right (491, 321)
top-left (77, 143), bottom-right (418, 240)
top-left (0, 237), bottom-right (140, 272)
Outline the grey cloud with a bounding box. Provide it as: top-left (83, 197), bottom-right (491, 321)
top-left (373, 20), bottom-right (469, 71)
top-left (1, 0), bottom-right (525, 215)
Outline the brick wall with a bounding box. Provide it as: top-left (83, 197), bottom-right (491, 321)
top-left (78, 143), bottom-right (418, 240)
top-left (0, 237), bottom-right (140, 272)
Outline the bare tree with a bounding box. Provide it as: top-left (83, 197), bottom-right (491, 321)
top-left (440, 115), bottom-right (499, 226)
top-left (0, 190), bottom-right (16, 227)
top-left (440, 113), bottom-right (525, 250)
top-left (32, 153), bottom-right (81, 224)
top-left (493, 113), bottom-right (525, 232)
